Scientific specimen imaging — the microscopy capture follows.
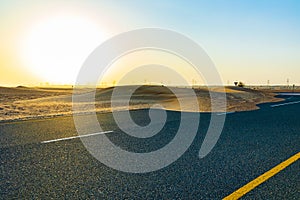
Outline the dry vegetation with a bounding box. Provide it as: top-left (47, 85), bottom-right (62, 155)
top-left (0, 85), bottom-right (283, 122)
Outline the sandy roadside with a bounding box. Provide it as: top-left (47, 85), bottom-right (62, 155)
top-left (0, 85), bottom-right (285, 122)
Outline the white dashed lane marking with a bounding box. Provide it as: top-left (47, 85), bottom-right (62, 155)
top-left (41, 131), bottom-right (113, 144)
top-left (270, 101), bottom-right (300, 108)
top-left (217, 112), bottom-right (235, 116)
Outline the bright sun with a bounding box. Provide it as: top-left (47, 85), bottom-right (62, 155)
top-left (20, 14), bottom-right (106, 84)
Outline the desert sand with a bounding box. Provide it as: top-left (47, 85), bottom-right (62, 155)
top-left (0, 85), bottom-right (285, 122)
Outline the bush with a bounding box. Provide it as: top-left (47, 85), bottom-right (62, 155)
top-left (238, 82), bottom-right (245, 87)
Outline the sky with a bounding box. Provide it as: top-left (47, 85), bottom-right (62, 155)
top-left (0, 0), bottom-right (300, 86)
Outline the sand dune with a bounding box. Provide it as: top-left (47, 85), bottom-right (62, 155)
top-left (0, 85), bottom-right (282, 122)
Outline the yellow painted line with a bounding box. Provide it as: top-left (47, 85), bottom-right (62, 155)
top-left (223, 152), bottom-right (300, 200)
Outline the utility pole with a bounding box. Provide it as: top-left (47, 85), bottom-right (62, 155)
top-left (287, 78), bottom-right (290, 89)
top-left (293, 84), bottom-right (295, 93)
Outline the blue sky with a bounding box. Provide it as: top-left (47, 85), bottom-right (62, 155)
top-left (110, 0), bottom-right (300, 84)
top-left (0, 0), bottom-right (299, 85)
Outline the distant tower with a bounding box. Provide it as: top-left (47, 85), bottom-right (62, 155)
top-left (192, 79), bottom-right (195, 86)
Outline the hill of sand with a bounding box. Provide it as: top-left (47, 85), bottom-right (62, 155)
top-left (0, 85), bottom-right (283, 122)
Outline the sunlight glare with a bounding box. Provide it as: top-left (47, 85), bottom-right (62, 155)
top-left (20, 14), bottom-right (106, 84)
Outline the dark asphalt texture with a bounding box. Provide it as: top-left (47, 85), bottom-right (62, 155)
top-left (1, 95), bottom-right (299, 199)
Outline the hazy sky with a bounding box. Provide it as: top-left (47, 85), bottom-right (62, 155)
top-left (0, 0), bottom-right (299, 86)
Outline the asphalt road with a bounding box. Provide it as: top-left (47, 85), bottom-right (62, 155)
top-left (1, 95), bottom-right (299, 199)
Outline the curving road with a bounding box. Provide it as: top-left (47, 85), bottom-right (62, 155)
top-left (1, 95), bottom-right (299, 199)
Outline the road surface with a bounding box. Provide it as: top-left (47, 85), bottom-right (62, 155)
top-left (1, 95), bottom-right (299, 199)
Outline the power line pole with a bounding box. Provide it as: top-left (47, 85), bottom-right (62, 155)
top-left (293, 84), bottom-right (295, 93)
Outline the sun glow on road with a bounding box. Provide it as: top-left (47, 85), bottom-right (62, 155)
top-left (20, 14), bottom-right (106, 84)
